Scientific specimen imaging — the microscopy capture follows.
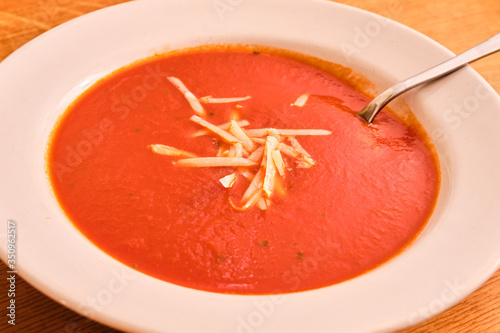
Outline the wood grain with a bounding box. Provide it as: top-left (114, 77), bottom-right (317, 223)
top-left (1, 0), bottom-right (499, 332)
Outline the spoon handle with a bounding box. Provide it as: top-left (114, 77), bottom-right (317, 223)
top-left (358, 33), bottom-right (500, 124)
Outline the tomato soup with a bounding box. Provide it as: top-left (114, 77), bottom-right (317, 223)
top-left (47, 46), bottom-right (440, 294)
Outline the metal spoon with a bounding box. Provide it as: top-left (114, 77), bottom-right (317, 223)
top-left (358, 33), bottom-right (500, 124)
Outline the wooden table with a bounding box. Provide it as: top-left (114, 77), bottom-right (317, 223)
top-left (1, 0), bottom-right (499, 332)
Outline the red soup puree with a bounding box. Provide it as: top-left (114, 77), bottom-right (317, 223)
top-left (47, 46), bottom-right (440, 294)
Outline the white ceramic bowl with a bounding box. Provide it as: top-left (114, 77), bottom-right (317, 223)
top-left (1, 0), bottom-right (500, 332)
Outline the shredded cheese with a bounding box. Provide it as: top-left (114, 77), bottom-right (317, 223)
top-left (190, 115), bottom-right (241, 144)
top-left (148, 83), bottom-right (331, 211)
top-left (192, 120), bottom-right (250, 137)
top-left (292, 94), bottom-right (309, 107)
top-left (229, 189), bottom-right (262, 211)
top-left (247, 146), bottom-right (265, 162)
top-left (177, 157), bottom-right (257, 167)
top-left (234, 142), bottom-right (244, 158)
top-left (229, 120), bottom-right (255, 151)
top-left (149, 144), bottom-right (197, 158)
top-left (263, 136), bottom-right (279, 198)
top-left (288, 137), bottom-right (311, 157)
top-left (272, 150), bottom-right (286, 177)
top-left (239, 169), bottom-right (254, 180)
top-left (241, 168), bottom-right (265, 203)
top-left (246, 128), bottom-right (332, 137)
top-left (167, 77), bottom-right (205, 116)
top-left (257, 197), bottom-right (268, 210)
top-left (220, 173), bottom-right (237, 188)
top-left (277, 142), bottom-right (300, 159)
top-left (288, 137), bottom-right (315, 166)
top-left (199, 96), bottom-right (251, 103)
top-left (296, 161), bottom-right (315, 169)
top-left (251, 137), bottom-right (265, 145)
top-left (216, 145), bottom-right (226, 157)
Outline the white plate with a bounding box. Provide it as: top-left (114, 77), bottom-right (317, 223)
top-left (1, 0), bottom-right (500, 332)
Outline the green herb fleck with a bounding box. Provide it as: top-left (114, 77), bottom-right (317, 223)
top-left (135, 128), bottom-right (141, 132)
top-left (258, 240), bottom-right (270, 247)
top-left (131, 263), bottom-right (138, 269)
top-left (209, 112), bottom-right (215, 116)
top-left (164, 90), bottom-right (169, 94)
top-left (296, 251), bottom-right (304, 259)
top-left (217, 254), bottom-right (227, 262)
top-left (253, 51), bottom-right (260, 55)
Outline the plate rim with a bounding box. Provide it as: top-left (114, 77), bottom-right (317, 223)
top-left (1, 0), bottom-right (500, 332)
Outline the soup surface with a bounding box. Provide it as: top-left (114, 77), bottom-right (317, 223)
top-left (48, 46), bottom-right (440, 294)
